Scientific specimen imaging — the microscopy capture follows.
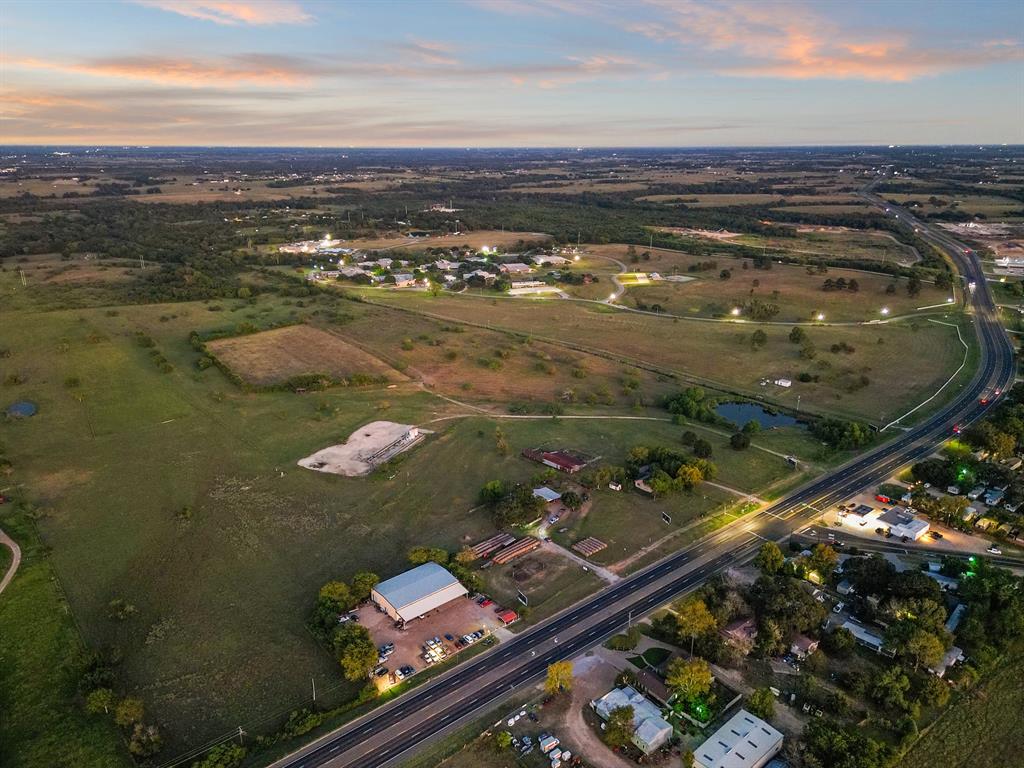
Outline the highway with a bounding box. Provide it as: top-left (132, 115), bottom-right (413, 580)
top-left (271, 189), bottom-right (1016, 768)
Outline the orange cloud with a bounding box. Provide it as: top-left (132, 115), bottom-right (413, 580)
top-left (132, 0), bottom-right (311, 25)
top-left (7, 54), bottom-right (314, 87)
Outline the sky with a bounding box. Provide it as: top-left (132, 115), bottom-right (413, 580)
top-left (1, 0), bottom-right (1022, 147)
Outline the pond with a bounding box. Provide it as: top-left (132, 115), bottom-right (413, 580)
top-left (715, 401), bottom-right (802, 430)
top-left (5, 400), bottom-right (38, 418)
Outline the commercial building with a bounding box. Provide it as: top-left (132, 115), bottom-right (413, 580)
top-left (370, 563), bottom-right (468, 624)
top-left (694, 709), bottom-right (783, 768)
top-left (877, 508), bottom-right (930, 540)
top-left (592, 686), bottom-right (673, 754)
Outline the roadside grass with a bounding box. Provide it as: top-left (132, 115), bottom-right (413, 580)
top-left (0, 509), bottom-right (130, 768)
top-left (901, 648), bottom-right (1024, 768)
top-left (360, 290), bottom-right (966, 425)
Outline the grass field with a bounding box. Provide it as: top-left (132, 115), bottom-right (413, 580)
top-left (0, 511), bottom-right (131, 768)
top-left (483, 548), bottom-right (606, 626)
top-left (901, 650), bottom-right (1024, 768)
top-left (361, 290), bottom-right (968, 424)
top-left (205, 324), bottom-right (406, 387)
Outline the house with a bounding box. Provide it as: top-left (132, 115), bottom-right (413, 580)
top-left (592, 686), bottom-right (673, 755)
top-left (499, 262), bottom-right (532, 274)
top-left (522, 448), bottom-right (587, 474)
top-left (693, 709), bottom-right (784, 768)
top-left (945, 604), bottom-right (967, 633)
top-left (841, 620), bottom-right (893, 656)
top-left (967, 485), bottom-right (986, 501)
top-left (339, 266), bottom-right (368, 278)
top-left (433, 259), bottom-right (460, 271)
top-left (721, 617), bottom-right (758, 654)
top-left (533, 487), bottom-right (562, 504)
top-left (930, 646), bottom-right (965, 678)
top-left (774, 378), bottom-right (792, 388)
top-left (790, 635), bottom-right (819, 659)
top-left (984, 489), bottom-right (1005, 506)
top-left (391, 273), bottom-right (416, 288)
top-left (464, 269), bottom-right (495, 283)
top-left (370, 563), bottom-right (468, 624)
top-left (1000, 456), bottom-right (1023, 471)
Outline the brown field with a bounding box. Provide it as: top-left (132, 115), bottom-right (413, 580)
top-left (361, 290), bottom-right (967, 424)
top-left (332, 302), bottom-right (671, 406)
top-left (342, 229), bottom-right (552, 252)
top-left (205, 324), bottom-right (406, 386)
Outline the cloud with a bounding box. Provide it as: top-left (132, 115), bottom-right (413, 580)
top-left (132, 0), bottom-right (311, 25)
top-left (7, 53), bottom-right (318, 87)
top-left (392, 38), bottom-right (461, 67)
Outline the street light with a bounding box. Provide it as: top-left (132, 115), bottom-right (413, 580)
top-left (730, 307), bottom-right (741, 316)
top-left (608, 293), bottom-right (617, 301)
top-left (816, 312), bottom-right (825, 321)
top-left (880, 307), bottom-right (890, 315)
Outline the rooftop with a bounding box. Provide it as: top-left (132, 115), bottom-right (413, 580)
top-left (695, 709), bottom-right (783, 768)
top-left (372, 563), bottom-right (463, 611)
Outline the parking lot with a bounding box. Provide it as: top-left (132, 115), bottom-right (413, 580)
top-left (355, 596), bottom-right (505, 689)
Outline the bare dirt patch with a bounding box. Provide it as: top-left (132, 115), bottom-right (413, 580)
top-left (298, 420), bottom-right (429, 476)
top-left (205, 324), bottom-right (405, 387)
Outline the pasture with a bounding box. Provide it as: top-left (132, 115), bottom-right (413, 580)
top-left (363, 290), bottom-right (968, 424)
top-left (205, 324), bottom-right (406, 387)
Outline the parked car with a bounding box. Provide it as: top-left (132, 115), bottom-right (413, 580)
top-left (833, 602), bottom-right (845, 613)
top-left (373, 666), bottom-right (388, 677)
top-left (480, 598), bottom-right (494, 608)
top-left (929, 531), bottom-right (944, 540)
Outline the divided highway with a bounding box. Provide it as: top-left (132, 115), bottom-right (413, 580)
top-left (272, 196), bottom-right (1015, 768)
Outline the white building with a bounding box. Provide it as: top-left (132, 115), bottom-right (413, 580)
top-left (370, 563), bottom-right (468, 624)
top-left (694, 709), bottom-right (783, 768)
top-left (877, 507), bottom-right (929, 540)
top-left (499, 262), bottom-right (533, 274)
top-left (592, 686), bottom-right (673, 754)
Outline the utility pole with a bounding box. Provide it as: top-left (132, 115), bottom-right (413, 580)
top-left (311, 676), bottom-right (316, 702)
top-left (19, 268), bottom-right (26, 287)
top-left (236, 726), bottom-right (245, 745)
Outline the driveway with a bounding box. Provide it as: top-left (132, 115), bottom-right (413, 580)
top-left (0, 528), bottom-right (21, 595)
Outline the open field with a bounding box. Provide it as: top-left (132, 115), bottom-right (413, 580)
top-left (360, 290), bottom-right (968, 424)
top-left (205, 324), bottom-right (406, 387)
top-left (901, 649), bottom-right (1024, 768)
top-left (0, 281), bottom-right (810, 755)
top-left (0, 511), bottom-right (131, 768)
top-left (340, 230), bottom-right (552, 252)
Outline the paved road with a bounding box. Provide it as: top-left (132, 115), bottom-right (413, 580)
top-left (271, 190), bottom-right (1015, 768)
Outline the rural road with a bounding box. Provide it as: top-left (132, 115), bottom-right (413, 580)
top-left (0, 528), bottom-right (22, 596)
top-left (269, 189), bottom-right (1014, 768)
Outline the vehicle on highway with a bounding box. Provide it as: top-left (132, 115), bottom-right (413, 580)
top-left (987, 546), bottom-right (1003, 555)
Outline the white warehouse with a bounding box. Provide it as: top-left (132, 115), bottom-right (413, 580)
top-left (370, 563), bottom-right (468, 624)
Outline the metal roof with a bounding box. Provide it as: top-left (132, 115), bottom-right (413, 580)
top-left (372, 563), bottom-right (463, 611)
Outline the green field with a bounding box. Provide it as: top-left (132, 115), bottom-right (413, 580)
top-left (0, 512), bottom-right (131, 768)
top-left (901, 651), bottom-right (1024, 768)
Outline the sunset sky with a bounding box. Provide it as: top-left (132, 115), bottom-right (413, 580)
top-left (2, 0), bottom-right (1022, 146)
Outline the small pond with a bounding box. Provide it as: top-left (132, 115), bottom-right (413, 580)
top-left (715, 401), bottom-right (801, 430)
top-left (5, 400), bottom-right (38, 418)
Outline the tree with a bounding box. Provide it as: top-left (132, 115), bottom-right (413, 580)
top-left (746, 688), bottom-right (775, 720)
top-left (742, 419), bottom-right (761, 434)
top-left (789, 327), bottom-right (806, 344)
top-left (675, 597), bottom-right (718, 654)
top-left (751, 329), bottom-right (767, 348)
top-left (318, 581), bottom-right (353, 612)
top-left (692, 438), bottom-right (713, 458)
top-left (989, 430), bottom-right (1017, 459)
top-left (730, 432), bottom-right (750, 450)
top-left (407, 546), bottom-right (449, 566)
top-left (917, 675), bottom-right (951, 708)
top-left (545, 660), bottom-right (574, 694)
top-left (114, 697), bottom-right (144, 727)
top-left (676, 464), bottom-right (704, 490)
top-left (350, 572), bottom-right (379, 602)
top-left (822, 627), bottom-right (855, 657)
top-left (848, 278), bottom-right (859, 292)
top-left (604, 705), bottom-right (635, 748)
top-left (907, 273), bottom-right (922, 297)
top-left (333, 623), bottom-right (379, 681)
top-left (128, 723), bottom-right (163, 757)
top-left (561, 490), bottom-right (583, 511)
top-left (192, 743), bottom-right (247, 768)
top-left (84, 687), bottom-right (114, 715)
top-left (871, 666), bottom-right (911, 712)
top-left (494, 731), bottom-right (513, 751)
top-left (666, 657), bottom-right (713, 702)
top-left (905, 629), bottom-right (946, 670)
top-left (806, 543), bottom-right (839, 579)
top-left (754, 542), bottom-right (785, 576)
